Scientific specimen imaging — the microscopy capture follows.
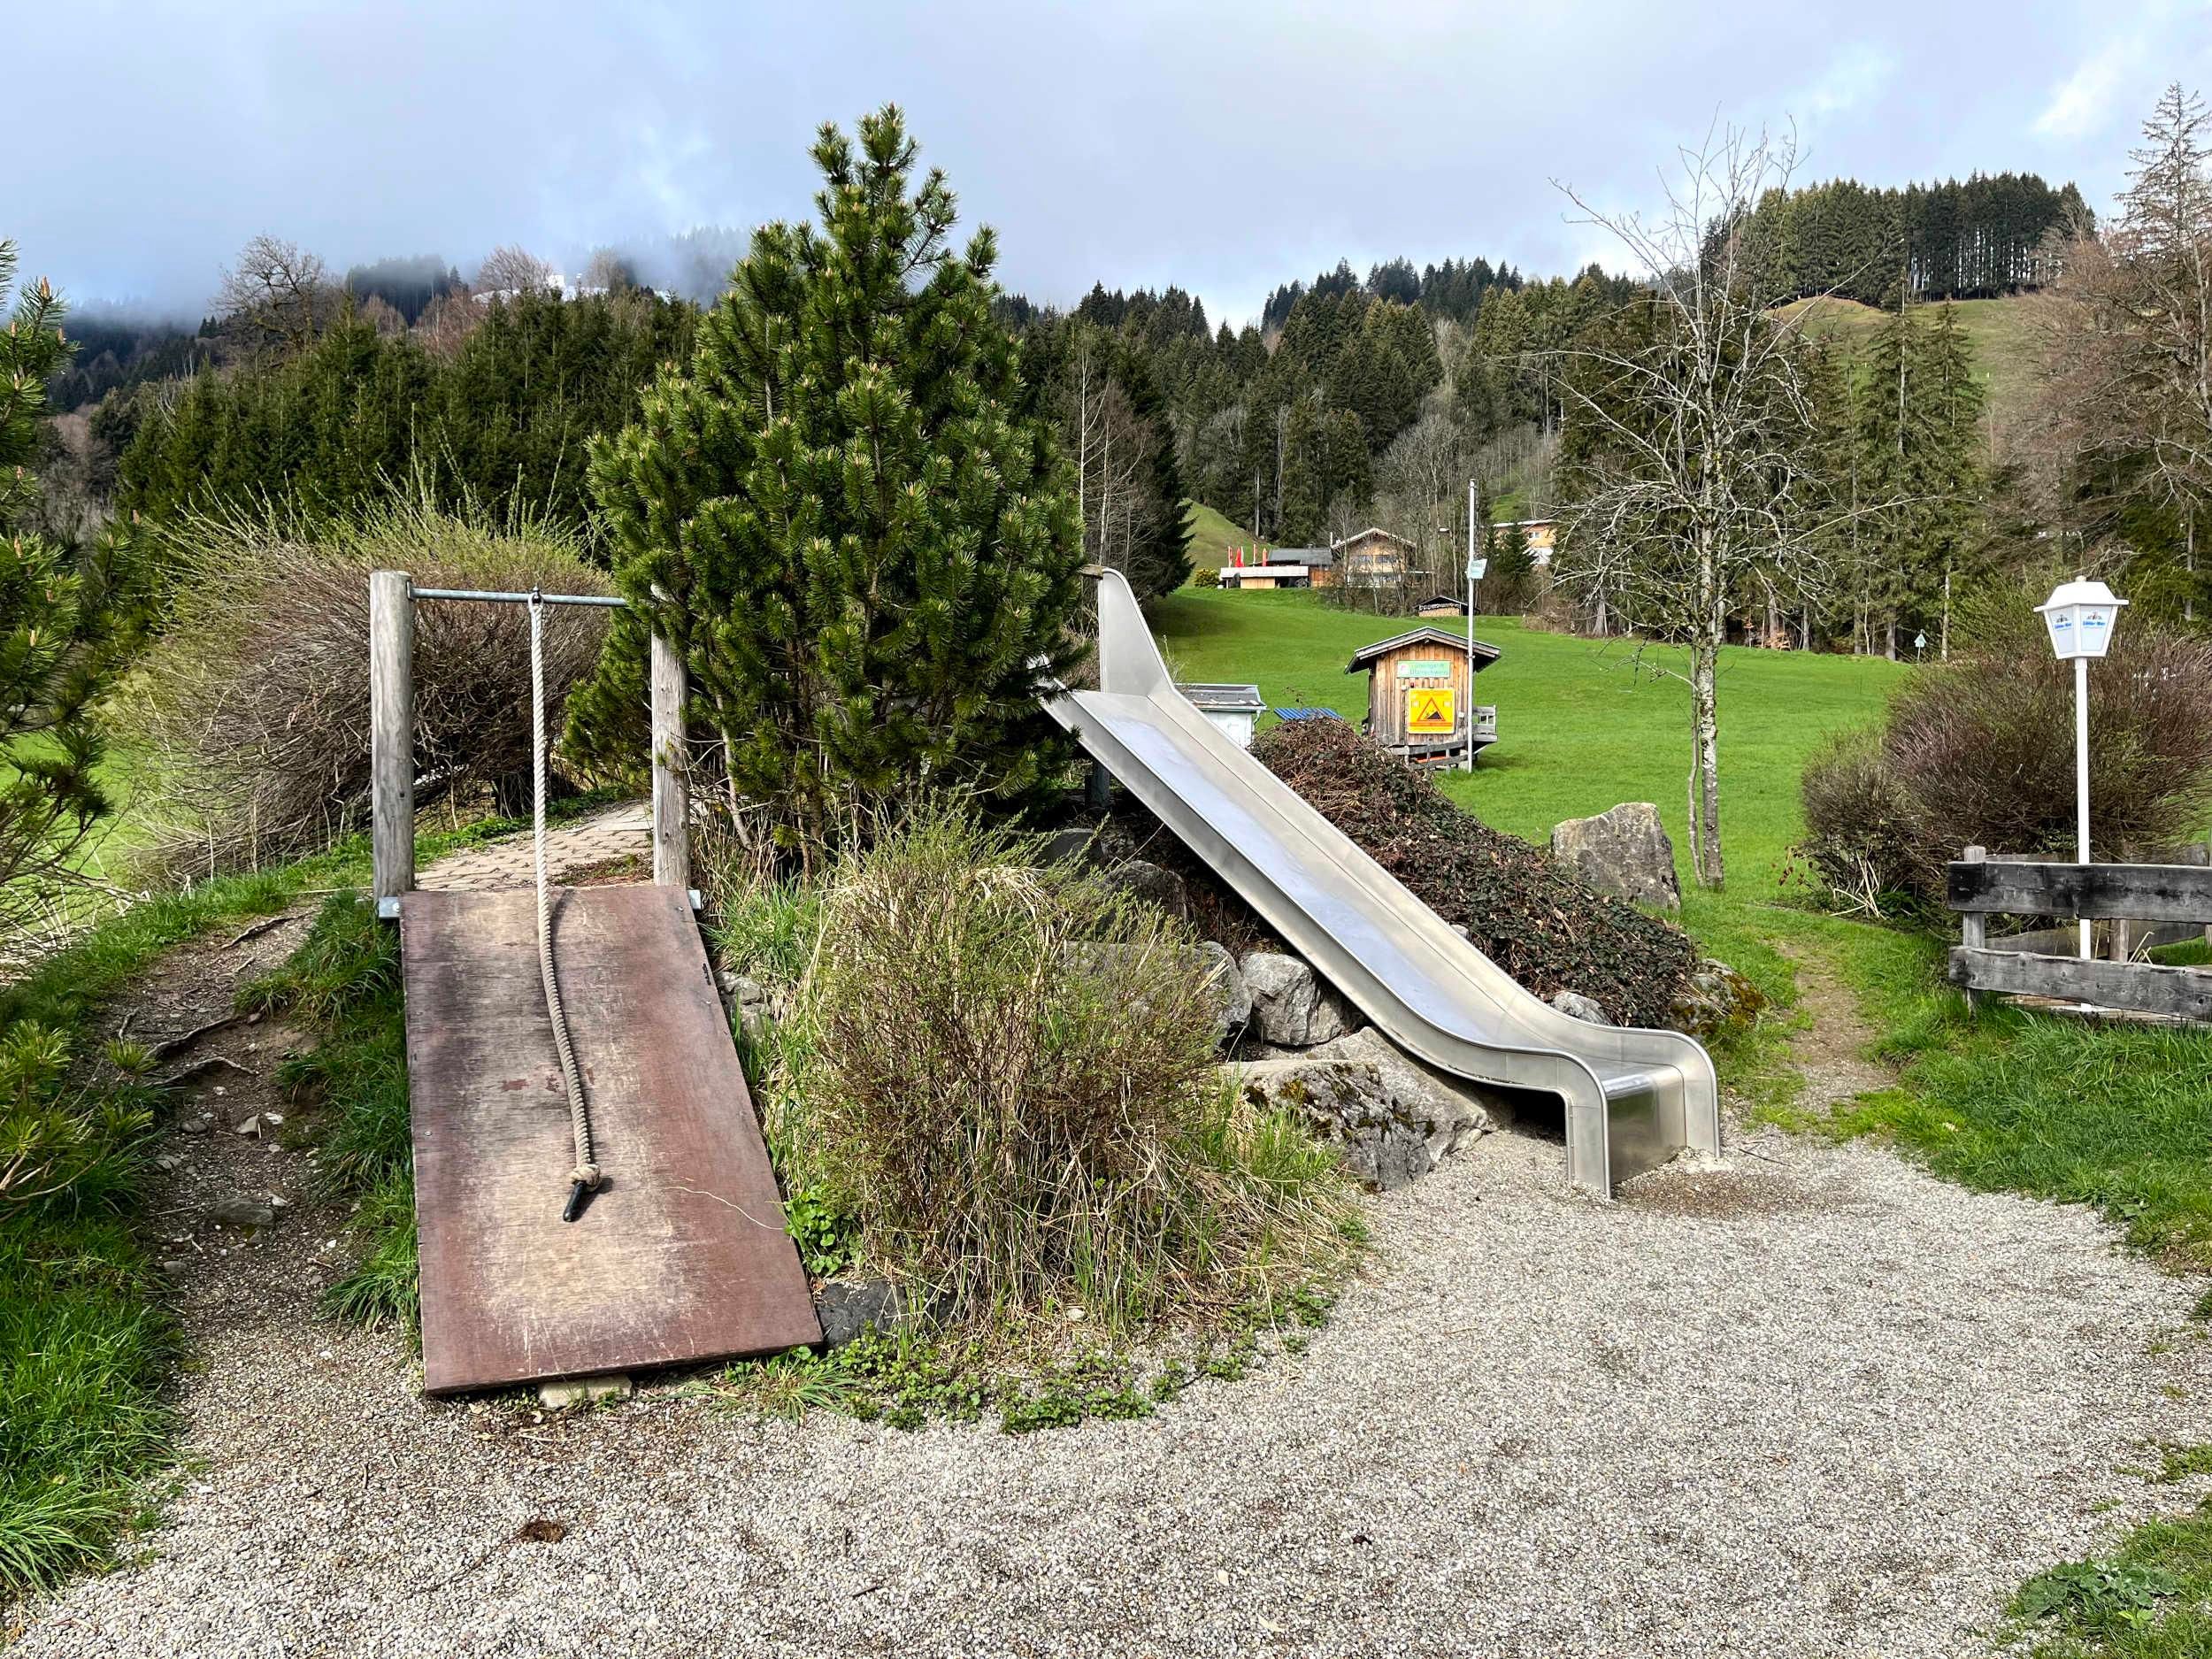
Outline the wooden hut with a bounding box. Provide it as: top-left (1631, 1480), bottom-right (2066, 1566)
top-left (1346, 625), bottom-right (1500, 764)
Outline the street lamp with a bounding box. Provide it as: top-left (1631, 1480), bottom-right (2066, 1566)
top-left (2034, 577), bottom-right (2128, 960)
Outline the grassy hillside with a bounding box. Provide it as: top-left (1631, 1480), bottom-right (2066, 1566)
top-left (1152, 586), bottom-right (1907, 903)
top-left (1183, 499), bottom-right (1263, 580)
top-left (1776, 294), bottom-right (2045, 443)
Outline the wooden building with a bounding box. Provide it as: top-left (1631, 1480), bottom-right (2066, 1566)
top-left (1217, 547), bottom-right (1335, 589)
top-left (1347, 625), bottom-right (1501, 764)
top-left (1416, 594), bottom-right (1468, 619)
top-left (1336, 527), bottom-right (1416, 588)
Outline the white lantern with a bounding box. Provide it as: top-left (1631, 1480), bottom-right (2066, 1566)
top-left (2035, 578), bottom-right (2128, 661)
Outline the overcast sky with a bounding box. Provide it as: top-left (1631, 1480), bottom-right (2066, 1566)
top-left (22, 0), bottom-right (2212, 327)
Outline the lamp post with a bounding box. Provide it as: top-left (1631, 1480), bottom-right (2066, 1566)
top-left (2034, 577), bottom-right (2128, 960)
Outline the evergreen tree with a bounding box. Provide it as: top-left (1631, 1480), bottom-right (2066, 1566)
top-left (0, 242), bottom-right (132, 909)
top-left (571, 106), bottom-right (1083, 857)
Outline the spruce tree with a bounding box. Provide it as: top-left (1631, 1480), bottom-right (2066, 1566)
top-left (571, 107), bottom-right (1083, 857)
top-left (0, 242), bottom-right (130, 908)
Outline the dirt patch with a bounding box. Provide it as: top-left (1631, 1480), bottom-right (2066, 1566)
top-left (96, 905), bottom-right (368, 1386)
top-left (1776, 941), bottom-right (1897, 1116)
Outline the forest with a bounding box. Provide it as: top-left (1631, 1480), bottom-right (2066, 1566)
top-left (26, 146), bottom-right (2185, 662)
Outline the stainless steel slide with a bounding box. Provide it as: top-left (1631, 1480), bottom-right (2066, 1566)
top-left (1046, 570), bottom-right (1721, 1196)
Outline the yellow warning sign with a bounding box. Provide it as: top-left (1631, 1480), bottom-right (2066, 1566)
top-left (1407, 687), bottom-right (1455, 735)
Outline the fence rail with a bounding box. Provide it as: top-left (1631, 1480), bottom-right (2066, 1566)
top-left (1947, 844), bottom-right (2212, 1022)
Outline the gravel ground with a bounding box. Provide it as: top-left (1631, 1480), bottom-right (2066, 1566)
top-left (9, 1100), bottom-right (2209, 1658)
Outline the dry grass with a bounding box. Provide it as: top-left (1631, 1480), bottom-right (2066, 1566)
top-left (114, 495), bottom-right (610, 877)
top-left (762, 803), bottom-right (1359, 1338)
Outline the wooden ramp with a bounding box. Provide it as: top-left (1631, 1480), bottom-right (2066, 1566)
top-left (400, 885), bottom-right (820, 1394)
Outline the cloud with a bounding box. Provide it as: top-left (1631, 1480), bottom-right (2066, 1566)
top-left (1799, 42), bottom-right (1899, 122)
top-left (2035, 35), bottom-right (2147, 139)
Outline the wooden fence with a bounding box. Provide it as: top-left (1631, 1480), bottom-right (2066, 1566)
top-left (1947, 845), bottom-right (2212, 1021)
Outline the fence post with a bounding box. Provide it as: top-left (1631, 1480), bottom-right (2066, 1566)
top-left (370, 571), bottom-right (415, 904)
top-left (1959, 845), bottom-right (1986, 1015)
top-left (649, 631), bottom-right (689, 890)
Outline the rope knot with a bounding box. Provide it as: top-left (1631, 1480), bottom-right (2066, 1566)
top-left (571, 1163), bottom-right (603, 1192)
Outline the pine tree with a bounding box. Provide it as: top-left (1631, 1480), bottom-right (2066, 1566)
top-left (571, 107), bottom-right (1084, 858)
top-left (0, 242), bottom-right (130, 909)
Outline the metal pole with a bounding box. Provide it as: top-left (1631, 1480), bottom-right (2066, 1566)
top-left (2077, 653), bottom-right (2092, 960)
top-left (1464, 479), bottom-right (1477, 772)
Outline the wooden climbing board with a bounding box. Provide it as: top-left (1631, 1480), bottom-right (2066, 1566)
top-left (400, 884), bottom-right (820, 1394)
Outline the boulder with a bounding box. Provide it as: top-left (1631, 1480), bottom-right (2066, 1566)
top-left (1549, 989), bottom-right (1610, 1025)
top-left (1304, 1028), bottom-right (1490, 1163)
top-left (1235, 1029), bottom-right (1489, 1190)
top-left (1239, 950), bottom-right (1350, 1048)
top-left (815, 1278), bottom-right (925, 1348)
top-left (1669, 957), bottom-right (1765, 1040)
top-left (716, 971), bottom-right (782, 1043)
top-left (1041, 826), bottom-right (1103, 867)
top-left (1102, 858), bottom-right (1189, 919)
top-left (1195, 942), bottom-right (1253, 1047)
top-left (1549, 803), bottom-right (1682, 912)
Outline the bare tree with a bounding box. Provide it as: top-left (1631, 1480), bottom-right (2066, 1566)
top-left (216, 234), bottom-right (335, 357)
top-left (475, 243), bottom-right (555, 297)
top-left (2034, 84), bottom-right (2212, 618)
top-left (1549, 125), bottom-right (1832, 889)
top-left (1063, 328), bottom-right (1158, 575)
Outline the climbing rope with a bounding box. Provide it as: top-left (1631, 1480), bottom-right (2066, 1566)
top-left (530, 591), bottom-right (602, 1222)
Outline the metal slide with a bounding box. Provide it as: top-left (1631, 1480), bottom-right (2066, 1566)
top-left (1046, 571), bottom-right (1721, 1195)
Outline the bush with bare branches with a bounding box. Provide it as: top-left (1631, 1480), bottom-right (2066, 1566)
top-left (115, 497), bottom-right (611, 878)
top-left (1801, 596), bottom-right (2212, 910)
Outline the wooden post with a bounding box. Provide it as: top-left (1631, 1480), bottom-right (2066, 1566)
top-left (370, 571), bottom-right (415, 903)
top-left (649, 631), bottom-right (689, 889)
top-left (1959, 845), bottom-right (1986, 1014)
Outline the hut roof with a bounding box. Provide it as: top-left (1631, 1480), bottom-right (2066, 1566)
top-left (1345, 625), bottom-right (1502, 674)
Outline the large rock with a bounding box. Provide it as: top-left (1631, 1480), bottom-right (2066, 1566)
top-left (1102, 858), bottom-right (1189, 919)
top-left (1549, 988), bottom-right (1610, 1025)
top-left (1550, 803), bottom-right (1682, 912)
top-left (1234, 1029), bottom-right (1488, 1190)
top-left (1195, 942), bottom-right (1252, 1046)
top-left (1239, 950), bottom-right (1351, 1048)
top-left (1305, 1028), bottom-right (1491, 1162)
top-left (816, 1278), bottom-right (924, 1348)
top-left (1669, 956), bottom-right (1765, 1040)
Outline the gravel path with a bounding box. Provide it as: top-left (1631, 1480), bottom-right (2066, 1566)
top-left (11, 1102), bottom-right (2209, 1657)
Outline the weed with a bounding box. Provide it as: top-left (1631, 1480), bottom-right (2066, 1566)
top-left (782, 1187), bottom-right (857, 1280)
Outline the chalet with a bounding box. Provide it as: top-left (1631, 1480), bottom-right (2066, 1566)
top-left (1217, 547), bottom-right (1335, 590)
top-left (1347, 625), bottom-right (1501, 765)
top-left (1335, 527), bottom-right (1416, 588)
top-left (1492, 518), bottom-right (1555, 567)
top-left (1416, 594), bottom-right (1468, 619)
top-left (1178, 682), bottom-right (1265, 749)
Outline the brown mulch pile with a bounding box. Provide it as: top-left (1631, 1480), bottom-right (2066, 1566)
top-left (1103, 718), bottom-right (1696, 1029)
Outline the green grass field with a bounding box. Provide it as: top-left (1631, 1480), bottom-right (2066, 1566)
top-left (1153, 585), bottom-right (1907, 900)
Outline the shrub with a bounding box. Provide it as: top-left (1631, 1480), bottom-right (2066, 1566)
top-left (116, 495), bottom-right (610, 878)
top-left (1799, 605), bottom-right (2212, 909)
top-left (1245, 715), bottom-right (1699, 1027)
top-left (1794, 730), bottom-right (1924, 917)
top-left (769, 803), bottom-right (1357, 1334)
